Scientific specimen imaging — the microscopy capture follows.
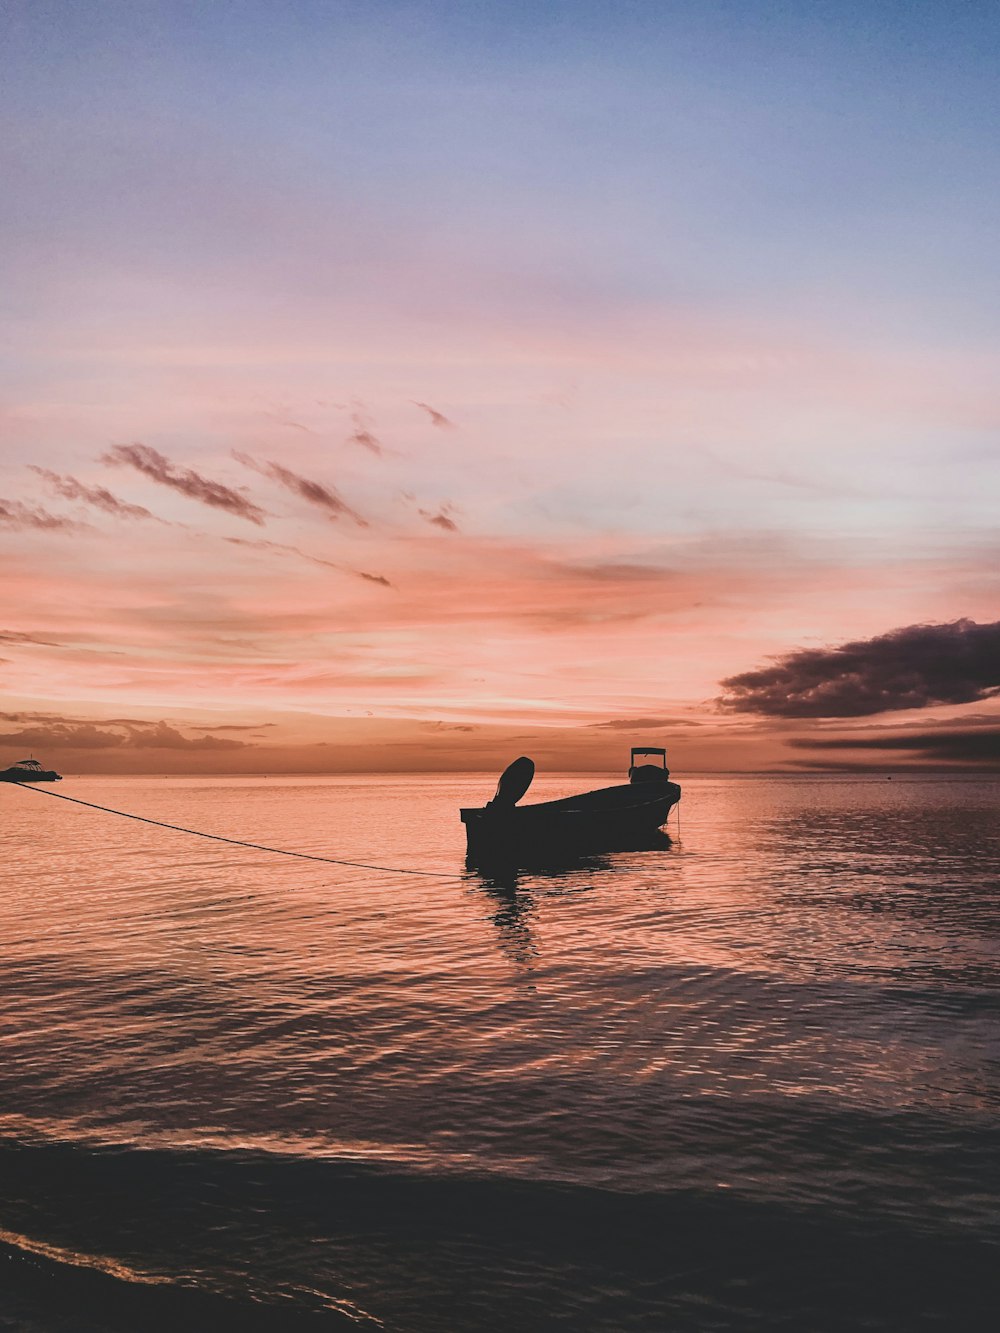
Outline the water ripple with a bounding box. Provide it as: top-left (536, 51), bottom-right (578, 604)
top-left (2, 773), bottom-right (998, 1330)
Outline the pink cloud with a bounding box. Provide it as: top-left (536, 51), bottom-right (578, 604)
top-left (232, 452), bottom-right (367, 525)
top-left (102, 443), bottom-right (266, 525)
top-left (0, 499), bottom-right (83, 532)
top-left (413, 401), bottom-right (455, 429)
top-left (29, 467), bottom-right (159, 521)
top-left (346, 410), bottom-right (383, 455)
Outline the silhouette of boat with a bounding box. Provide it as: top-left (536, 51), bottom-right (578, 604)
top-left (0, 757), bottom-right (62, 783)
top-left (461, 748), bottom-right (680, 864)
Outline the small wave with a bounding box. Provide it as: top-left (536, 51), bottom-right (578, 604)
top-left (1, 1130), bottom-right (997, 1332)
top-left (0, 1223), bottom-right (172, 1285)
top-left (0, 1223), bottom-right (381, 1331)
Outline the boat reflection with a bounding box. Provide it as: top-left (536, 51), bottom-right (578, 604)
top-left (477, 880), bottom-right (538, 967)
top-left (467, 832), bottom-right (674, 967)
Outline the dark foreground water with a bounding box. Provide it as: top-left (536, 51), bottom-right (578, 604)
top-left (1, 773), bottom-right (998, 1330)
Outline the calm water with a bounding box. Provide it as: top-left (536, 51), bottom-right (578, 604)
top-left (1, 773), bottom-right (998, 1330)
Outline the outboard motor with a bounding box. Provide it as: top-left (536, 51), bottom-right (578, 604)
top-left (488, 756), bottom-right (535, 808)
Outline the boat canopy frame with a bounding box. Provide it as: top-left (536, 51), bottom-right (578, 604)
top-left (630, 746), bottom-right (667, 768)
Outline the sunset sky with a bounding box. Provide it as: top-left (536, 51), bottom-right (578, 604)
top-left (3, 1), bottom-right (999, 773)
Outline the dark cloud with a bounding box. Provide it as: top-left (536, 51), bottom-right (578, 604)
top-left (0, 719), bottom-right (248, 752)
top-left (789, 728), bottom-right (1000, 765)
top-left (355, 569), bottom-right (393, 588)
top-left (2, 710), bottom-right (77, 724)
top-left (588, 717), bottom-right (702, 730)
top-left (718, 619), bottom-right (1000, 718)
top-left (102, 444), bottom-right (266, 525)
top-left (232, 453), bottom-right (367, 526)
top-left (413, 402), bottom-right (455, 429)
top-left (124, 722), bottom-right (246, 751)
top-left (2, 711), bottom-right (182, 730)
top-left (418, 507), bottom-right (459, 532)
top-left (29, 467), bottom-right (157, 521)
top-left (0, 723), bottom-right (123, 750)
top-left (223, 535), bottom-right (391, 587)
top-left (0, 499), bottom-right (82, 532)
top-left (347, 411), bottom-right (383, 456)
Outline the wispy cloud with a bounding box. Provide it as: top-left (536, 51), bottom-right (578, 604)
top-left (588, 716), bottom-right (702, 730)
top-left (719, 618), bottom-right (1000, 717)
top-left (413, 401), bottom-right (455, 429)
top-left (0, 499), bottom-right (83, 532)
top-left (263, 411), bottom-right (316, 434)
top-left (102, 444), bottom-right (266, 525)
top-left (418, 506), bottom-right (459, 532)
top-left (347, 409), bottom-right (383, 456)
top-left (697, 445), bottom-right (864, 498)
top-left (567, 562), bottom-right (677, 583)
top-left (232, 453), bottom-right (367, 526)
top-left (223, 534), bottom-right (392, 586)
top-left (0, 631), bottom-right (63, 647)
top-left (197, 722), bottom-right (277, 732)
top-left (29, 467), bottom-right (159, 521)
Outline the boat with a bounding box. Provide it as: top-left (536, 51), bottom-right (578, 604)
top-left (0, 757), bottom-right (62, 783)
top-left (461, 747), bottom-right (680, 864)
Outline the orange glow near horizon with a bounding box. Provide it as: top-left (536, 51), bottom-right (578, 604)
top-left (4, 9), bottom-right (1000, 774)
top-left (4, 328), bottom-right (1000, 774)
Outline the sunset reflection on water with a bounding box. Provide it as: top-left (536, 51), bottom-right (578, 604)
top-left (1, 773), bottom-right (998, 1329)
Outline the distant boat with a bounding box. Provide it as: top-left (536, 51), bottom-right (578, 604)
top-left (461, 747), bottom-right (681, 864)
top-left (0, 757), bottom-right (62, 783)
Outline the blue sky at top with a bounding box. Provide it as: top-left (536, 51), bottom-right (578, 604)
top-left (4, 0), bottom-right (1000, 340)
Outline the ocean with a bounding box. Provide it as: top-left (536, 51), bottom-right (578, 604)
top-left (1, 772), bottom-right (998, 1330)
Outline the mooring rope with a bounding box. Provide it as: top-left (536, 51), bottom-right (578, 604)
top-left (11, 780), bottom-right (682, 875)
top-left (11, 782), bottom-right (456, 878)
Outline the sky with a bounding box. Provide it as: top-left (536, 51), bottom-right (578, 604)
top-left (2, 0), bottom-right (999, 773)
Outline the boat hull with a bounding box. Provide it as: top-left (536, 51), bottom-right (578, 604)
top-left (0, 769), bottom-right (61, 783)
top-left (461, 780), bottom-right (680, 865)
